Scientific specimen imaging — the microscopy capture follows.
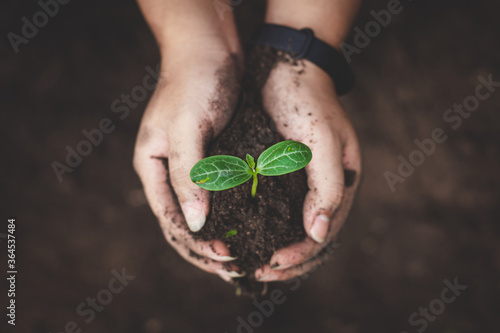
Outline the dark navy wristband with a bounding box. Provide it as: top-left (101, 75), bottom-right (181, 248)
top-left (251, 23), bottom-right (355, 95)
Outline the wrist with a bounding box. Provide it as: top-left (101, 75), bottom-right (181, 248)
top-left (139, 0), bottom-right (243, 68)
top-left (161, 32), bottom-right (241, 62)
top-left (160, 42), bottom-right (242, 82)
top-left (252, 24), bottom-right (354, 95)
top-left (265, 0), bottom-right (361, 50)
top-left (266, 54), bottom-right (339, 101)
top-left (263, 19), bottom-right (340, 51)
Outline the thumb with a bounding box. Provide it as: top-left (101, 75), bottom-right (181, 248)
top-left (168, 118), bottom-right (212, 232)
top-left (303, 134), bottom-right (345, 243)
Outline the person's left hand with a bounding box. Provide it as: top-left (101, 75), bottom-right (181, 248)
top-left (133, 52), bottom-right (245, 282)
top-left (254, 57), bottom-right (361, 281)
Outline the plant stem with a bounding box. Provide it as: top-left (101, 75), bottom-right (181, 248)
top-left (251, 173), bottom-right (258, 197)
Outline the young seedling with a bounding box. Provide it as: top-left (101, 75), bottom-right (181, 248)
top-left (190, 140), bottom-right (312, 197)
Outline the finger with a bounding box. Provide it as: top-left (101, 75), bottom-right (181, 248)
top-left (166, 222), bottom-right (238, 262)
top-left (167, 234), bottom-right (244, 280)
top-left (134, 145), bottom-right (235, 262)
top-left (267, 125), bottom-right (361, 270)
top-left (133, 126), bottom-right (171, 220)
top-left (167, 113), bottom-right (212, 232)
top-left (255, 257), bottom-right (322, 282)
top-left (169, 238), bottom-right (245, 282)
top-left (269, 238), bottom-right (321, 270)
top-left (269, 237), bottom-right (341, 272)
top-left (303, 132), bottom-right (345, 243)
top-left (269, 164), bottom-right (359, 270)
top-left (271, 132), bottom-right (361, 267)
top-left (256, 241), bottom-right (340, 281)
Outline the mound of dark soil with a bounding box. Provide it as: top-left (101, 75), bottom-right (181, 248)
top-left (192, 46), bottom-right (308, 296)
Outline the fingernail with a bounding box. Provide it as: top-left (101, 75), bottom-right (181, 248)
top-left (216, 270), bottom-right (232, 282)
top-left (208, 255), bottom-right (238, 262)
top-left (216, 269), bottom-right (246, 281)
top-left (310, 214), bottom-right (330, 243)
top-left (257, 273), bottom-right (271, 281)
top-left (227, 271), bottom-right (246, 278)
top-left (255, 267), bottom-right (270, 281)
top-left (218, 256), bottom-right (238, 262)
top-left (183, 203), bottom-right (206, 232)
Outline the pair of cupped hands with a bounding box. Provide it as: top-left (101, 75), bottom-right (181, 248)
top-left (133, 47), bottom-right (361, 283)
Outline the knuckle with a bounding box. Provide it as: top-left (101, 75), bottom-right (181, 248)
top-left (169, 166), bottom-right (193, 192)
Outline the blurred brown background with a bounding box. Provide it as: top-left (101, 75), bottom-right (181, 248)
top-left (1, 0), bottom-right (499, 332)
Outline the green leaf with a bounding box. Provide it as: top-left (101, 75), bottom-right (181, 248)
top-left (225, 229), bottom-right (237, 238)
top-left (256, 140), bottom-right (312, 176)
top-left (246, 154), bottom-right (255, 170)
top-left (190, 155), bottom-right (252, 191)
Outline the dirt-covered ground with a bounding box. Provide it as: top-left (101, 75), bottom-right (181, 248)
top-left (1, 0), bottom-right (499, 332)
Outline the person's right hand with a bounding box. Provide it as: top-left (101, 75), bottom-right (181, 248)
top-left (133, 53), bottom-right (245, 281)
top-left (254, 56), bottom-right (361, 282)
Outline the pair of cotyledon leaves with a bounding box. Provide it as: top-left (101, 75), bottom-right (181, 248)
top-left (190, 140), bottom-right (312, 191)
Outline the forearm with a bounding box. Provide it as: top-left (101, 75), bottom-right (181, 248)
top-left (137, 0), bottom-right (241, 69)
top-left (265, 0), bottom-right (361, 49)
